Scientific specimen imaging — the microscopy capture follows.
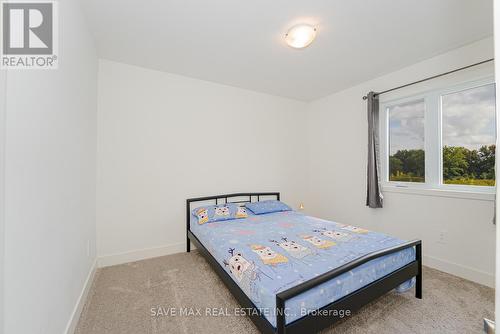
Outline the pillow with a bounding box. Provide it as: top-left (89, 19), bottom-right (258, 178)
top-left (192, 203), bottom-right (249, 225)
top-left (245, 200), bottom-right (292, 215)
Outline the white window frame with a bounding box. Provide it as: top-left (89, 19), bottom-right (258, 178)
top-left (380, 76), bottom-right (496, 200)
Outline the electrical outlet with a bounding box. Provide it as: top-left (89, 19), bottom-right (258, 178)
top-left (437, 231), bottom-right (446, 244)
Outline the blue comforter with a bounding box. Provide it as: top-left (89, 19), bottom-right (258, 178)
top-left (190, 211), bottom-right (415, 327)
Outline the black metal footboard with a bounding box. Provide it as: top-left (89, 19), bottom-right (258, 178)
top-left (275, 240), bottom-right (422, 334)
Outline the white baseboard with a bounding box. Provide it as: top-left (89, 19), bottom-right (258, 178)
top-left (97, 242), bottom-right (187, 268)
top-left (423, 255), bottom-right (494, 288)
top-left (64, 259), bottom-right (97, 334)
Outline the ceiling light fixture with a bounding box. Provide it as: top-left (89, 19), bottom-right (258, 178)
top-left (284, 24), bottom-right (317, 49)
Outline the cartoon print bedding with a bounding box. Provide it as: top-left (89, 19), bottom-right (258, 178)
top-left (190, 210), bottom-right (416, 327)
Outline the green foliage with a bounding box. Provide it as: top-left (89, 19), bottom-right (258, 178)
top-left (389, 149), bottom-right (425, 183)
top-left (442, 146), bottom-right (468, 179)
top-left (389, 175), bottom-right (425, 183)
top-left (442, 145), bottom-right (495, 182)
top-left (389, 145), bottom-right (496, 186)
top-left (444, 178), bottom-right (495, 186)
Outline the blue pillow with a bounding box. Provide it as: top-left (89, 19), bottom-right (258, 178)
top-left (192, 203), bottom-right (249, 225)
top-left (245, 200), bottom-right (292, 215)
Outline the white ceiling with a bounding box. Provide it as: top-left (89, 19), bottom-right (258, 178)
top-left (82, 0), bottom-right (493, 101)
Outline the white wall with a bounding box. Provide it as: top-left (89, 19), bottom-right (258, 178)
top-left (3, 0), bottom-right (98, 333)
top-left (494, 0), bottom-right (500, 321)
top-left (306, 37), bottom-right (495, 287)
top-left (96, 60), bottom-right (307, 265)
top-left (0, 68), bottom-right (6, 334)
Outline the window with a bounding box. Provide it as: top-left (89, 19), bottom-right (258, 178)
top-left (381, 78), bottom-right (496, 195)
top-left (442, 84), bottom-right (496, 186)
top-left (388, 100), bottom-right (425, 183)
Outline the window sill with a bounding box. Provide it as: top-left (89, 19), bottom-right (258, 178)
top-left (382, 185), bottom-right (495, 201)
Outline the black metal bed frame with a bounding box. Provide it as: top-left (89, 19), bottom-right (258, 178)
top-left (186, 192), bottom-right (422, 334)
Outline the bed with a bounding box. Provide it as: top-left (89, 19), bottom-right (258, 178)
top-left (186, 192), bottom-right (422, 334)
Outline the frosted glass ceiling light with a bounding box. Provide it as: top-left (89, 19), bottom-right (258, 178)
top-left (285, 24), bottom-right (317, 49)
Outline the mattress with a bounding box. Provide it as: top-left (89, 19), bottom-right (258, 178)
top-left (190, 210), bottom-right (415, 327)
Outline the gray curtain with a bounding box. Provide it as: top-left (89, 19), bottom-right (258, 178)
top-left (366, 92), bottom-right (383, 208)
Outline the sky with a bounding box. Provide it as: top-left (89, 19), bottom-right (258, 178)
top-left (389, 99), bottom-right (425, 154)
top-left (389, 83), bottom-right (496, 155)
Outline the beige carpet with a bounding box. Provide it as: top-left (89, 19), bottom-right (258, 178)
top-left (76, 251), bottom-right (493, 334)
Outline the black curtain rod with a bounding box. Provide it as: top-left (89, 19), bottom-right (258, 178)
top-left (362, 58), bottom-right (494, 100)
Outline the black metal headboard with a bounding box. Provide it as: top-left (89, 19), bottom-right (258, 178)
top-left (187, 192), bottom-right (279, 209)
top-left (186, 192), bottom-right (280, 249)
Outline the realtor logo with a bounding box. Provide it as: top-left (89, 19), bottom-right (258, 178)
top-left (1, 0), bottom-right (58, 69)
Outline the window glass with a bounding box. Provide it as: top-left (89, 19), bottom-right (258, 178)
top-left (388, 99), bottom-right (425, 183)
top-left (442, 84), bottom-right (496, 186)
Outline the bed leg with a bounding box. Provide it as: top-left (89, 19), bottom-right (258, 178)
top-left (276, 296), bottom-right (285, 334)
top-left (186, 200), bottom-right (191, 253)
top-left (415, 242), bottom-right (422, 299)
